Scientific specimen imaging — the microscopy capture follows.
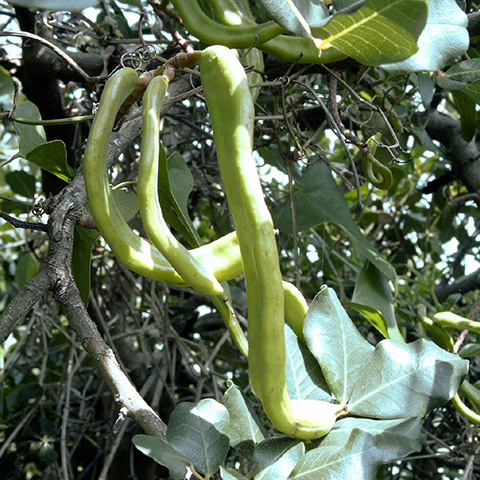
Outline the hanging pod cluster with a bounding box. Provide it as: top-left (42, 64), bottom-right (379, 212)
top-left (83, 47), bottom-right (345, 440)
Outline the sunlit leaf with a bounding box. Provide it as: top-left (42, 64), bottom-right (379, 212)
top-left (312, 0), bottom-right (427, 65)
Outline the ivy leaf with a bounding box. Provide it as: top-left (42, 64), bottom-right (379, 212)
top-left (348, 338), bottom-right (469, 418)
top-left (312, 0), bottom-right (428, 65)
top-left (382, 0), bottom-right (468, 72)
top-left (304, 286), bottom-right (375, 403)
top-left (166, 399), bottom-right (230, 476)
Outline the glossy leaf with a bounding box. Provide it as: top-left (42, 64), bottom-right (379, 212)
top-left (166, 399), bottom-right (230, 475)
top-left (259, 0), bottom-right (330, 38)
top-left (222, 381), bottom-right (264, 459)
top-left (254, 437), bottom-right (305, 480)
top-left (352, 261), bottom-right (403, 342)
top-left (348, 338), bottom-right (469, 418)
top-left (451, 90), bottom-right (477, 142)
top-left (274, 160), bottom-right (397, 285)
top-left (284, 324), bottom-right (331, 402)
top-left (288, 429), bottom-right (381, 479)
top-left (133, 435), bottom-right (190, 480)
top-left (12, 102), bottom-right (46, 158)
top-left (382, 0), bottom-right (468, 72)
top-left (304, 286), bottom-right (375, 402)
top-left (26, 140), bottom-right (75, 183)
top-left (312, 0), bottom-right (427, 65)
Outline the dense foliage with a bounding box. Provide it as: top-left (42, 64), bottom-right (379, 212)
top-left (0, 0), bottom-right (480, 478)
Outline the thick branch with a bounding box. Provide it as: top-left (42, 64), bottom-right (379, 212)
top-left (434, 268), bottom-right (480, 303)
top-left (424, 111), bottom-right (480, 196)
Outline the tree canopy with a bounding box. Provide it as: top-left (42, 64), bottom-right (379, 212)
top-left (0, 0), bottom-right (480, 479)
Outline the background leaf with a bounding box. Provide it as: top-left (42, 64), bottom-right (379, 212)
top-left (5, 171), bottom-right (36, 198)
top-left (304, 287), bottom-right (375, 402)
top-left (348, 339), bottom-right (469, 418)
top-left (274, 160), bottom-right (397, 284)
top-left (26, 140), bottom-right (76, 183)
top-left (12, 102), bottom-right (46, 158)
top-left (7, 0), bottom-right (99, 10)
top-left (111, 189), bottom-right (139, 223)
top-left (166, 399), bottom-right (230, 475)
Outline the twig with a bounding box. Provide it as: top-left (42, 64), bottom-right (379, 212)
top-left (0, 31), bottom-right (94, 85)
top-left (0, 212), bottom-right (48, 232)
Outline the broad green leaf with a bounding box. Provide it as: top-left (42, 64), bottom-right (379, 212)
top-left (7, 0), bottom-right (99, 10)
top-left (220, 467), bottom-right (249, 480)
top-left (12, 102), bottom-right (46, 158)
top-left (133, 435), bottom-right (190, 480)
top-left (259, 0), bottom-right (330, 38)
top-left (166, 399), bottom-right (230, 476)
top-left (222, 381), bottom-right (265, 459)
top-left (451, 90), bottom-right (477, 142)
top-left (285, 324), bottom-right (331, 402)
top-left (72, 226), bottom-right (100, 306)
top-left (323, 417), bottom-right (424, 463)
top-left (304, 286), bottom-right (375, 403)
top-left (26, 140), bottom-right (76, 183)
top-left (111, 189), bottom-right (139, 223)
top-left (288, 429), bottom-right (381, 479)
top-left (274, 160), bottom-right (397, 285)
top-left (348, 338), bottom-right (469, 418)
top-left (0, 65), bottom-right (14, 98)
top-left (382, 0), bottom-right (468, 72)
top-left (158, 149), bottom-right (201, 247)
top-left (5, 171), bottom-right (36, 198)
top-left (342, 301), bottom-right (389, 338)
top-left (254, 437), bottom-right (305, 480)
top-left (14, 254), bottom-right (38, 289)
top-left (352, 261), bottom-right (404, 343)
top-left (312, 0), bottom-right (427, 66)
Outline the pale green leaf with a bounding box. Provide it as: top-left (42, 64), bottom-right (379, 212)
top-left (111, 189), bottom-right (139, 223)
top-left (304, 286), bottom-right (375, 402)
top-left (12, 102), bottom-right (46, 158)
